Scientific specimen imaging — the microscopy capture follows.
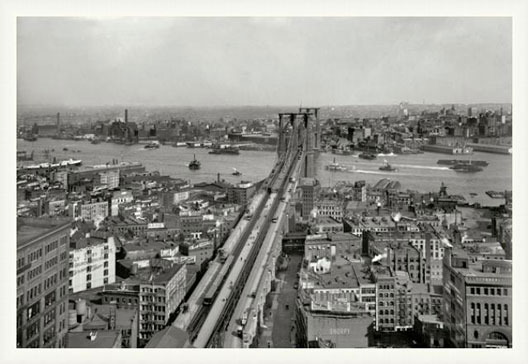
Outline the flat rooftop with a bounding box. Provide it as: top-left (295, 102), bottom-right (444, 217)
top-left (66, 330), bottom-right (121, 348)
top-left (17, 217), bottom-right (71, 248)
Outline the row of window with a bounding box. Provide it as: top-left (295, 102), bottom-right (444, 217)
top-left (27, 283), bottom-right (41, 302)
top-left (45, 240), bottom-right (58, 255)
top-left (470, 302), bottom-right (509, 326)
top-left (44, 256), bottom-right (58, 271)
top-left (44, 274), bottom-right (57, 290)
top-left (27, 265), bottom-right (42, 281)
top-left (469, 287), bottom-right (509, 296)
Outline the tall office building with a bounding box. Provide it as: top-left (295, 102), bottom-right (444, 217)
top-left (442, 247), bottom-right (512, 348)
top-left (17, 217), bottom-right (71, 348)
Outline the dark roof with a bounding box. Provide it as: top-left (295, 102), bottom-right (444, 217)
top-left (66, 331), bottom-right (121, 348)
top-left (145, 326), bottom-right (191, 348)
top-left (17, 217), bottom-right (71, 248)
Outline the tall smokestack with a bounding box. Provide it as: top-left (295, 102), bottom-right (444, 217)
top-left (56, 112), bottom-right (60, 135)
top-left (125, 109), bottom-right (128, 124)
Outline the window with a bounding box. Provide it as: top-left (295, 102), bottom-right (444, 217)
top-left (87, 282), bottom-right (92, 289)
top-left (45, 291), bottom-right (56, 308)
top-left (470, 287), bottom-right (475, 295)
top-left (103, 278), bottom-right (108, 284)
top-left (104, 261), bottom-right (109, 268)
top-left (104, 269), bottom-right (108, 276)
top-left (484, 288), bottom-right (488, 295)
top-left (86, 274), bottom-right (92, 281)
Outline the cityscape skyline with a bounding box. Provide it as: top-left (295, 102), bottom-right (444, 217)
top-left (18, 17), bottom-right (512, 107)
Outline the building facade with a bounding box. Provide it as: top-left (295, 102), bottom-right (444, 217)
top-left (69, 235), bottom-right (116, 293)
top-left (17, 218), bottom-right (71, 348)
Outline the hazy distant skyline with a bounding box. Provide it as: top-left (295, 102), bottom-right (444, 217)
top-left (17, 17), bottom-right (512, 107)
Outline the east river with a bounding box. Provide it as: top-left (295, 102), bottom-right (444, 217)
top-left (18, 139), bottom-right (512, 206)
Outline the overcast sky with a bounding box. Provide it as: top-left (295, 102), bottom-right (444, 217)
top-left (17, 17), bottom-right (512, 107)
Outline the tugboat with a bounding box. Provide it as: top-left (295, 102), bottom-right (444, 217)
top-left (232, 168), bottom-right (242, 176)
top-left (144, 141), bottom-right (160, 149)
top-left (188, 154), bottom-right (201, 170)
top-left (358, 152), bottom-right (377, 160)
top-left (379, 160), bottom-right (398, 172)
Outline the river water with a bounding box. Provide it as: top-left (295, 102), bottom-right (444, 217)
top-left (18, 139), bottom-right (512, 206)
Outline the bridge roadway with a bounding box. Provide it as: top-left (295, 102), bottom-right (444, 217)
top-left (223, 159), bottom-right (301, 348)
top-left (192, 145), bottom-right (300, 347)
top-left (172, 192), bottom-right (267, 332)
top-left (191, 192), bottom-right (279, 347)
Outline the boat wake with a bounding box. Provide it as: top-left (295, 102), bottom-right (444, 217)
top-left (377, 153), bottom-right (397, 157)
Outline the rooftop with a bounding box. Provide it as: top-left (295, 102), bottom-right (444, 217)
top-left (145, 326), bottom-right (191, 348)
top-left (17, 217), bottom-right (71, 248)
top-left (66, 330), bottom-right (121, 348)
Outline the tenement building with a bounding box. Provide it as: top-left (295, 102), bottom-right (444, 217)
top-left (17, 217), bottom-right (71, 348)
top-left (442, 247), bottom-right (512, 348)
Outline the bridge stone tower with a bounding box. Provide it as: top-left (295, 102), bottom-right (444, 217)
top-left (277, 109), bottom-right (319, 178)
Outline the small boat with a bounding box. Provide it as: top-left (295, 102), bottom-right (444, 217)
top-left (358, 152), bottom-right (377, 160)
top-left (188, 154), bottom-right (201, 170)
top-left (469, 192), bottom-right (478, 197)
top-left (379, 160), bottom-right (398, 172)
top-left (63, 147), bottom-right (68, 151)
top-left (232, 168), bottom-right (242, 176)
top-left (144, 141), bottom-right (160, 149)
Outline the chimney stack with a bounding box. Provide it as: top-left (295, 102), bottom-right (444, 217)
top-left (125, 109), bottom-right (128, 123)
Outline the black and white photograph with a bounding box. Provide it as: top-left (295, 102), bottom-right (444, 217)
top-left (3, 1), bottom-right (528, 363)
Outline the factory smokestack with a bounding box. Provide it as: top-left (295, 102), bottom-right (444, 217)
top-left (125, 109), bottom-right (128, 123)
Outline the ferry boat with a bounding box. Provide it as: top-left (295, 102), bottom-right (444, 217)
top-left (358, 152), bottom-right (377, 160)
top-left (326, 158), bottom-right (347, 172)
top-left (144, 141), bottom-right (161, 149)
top-left (188, 154), bottom-right (201, 170)
top-left (209, 146), bottom-right (240, 155)
top-left (379, 161), bottom-right (398, 172)
top-left (438, 159), bottom-right (488, 167)
top-left (450, 163), bottom-right (483, 173)
top-left (232, 168), bottom-right (242, 176)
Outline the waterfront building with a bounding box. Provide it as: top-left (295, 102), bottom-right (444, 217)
top-left (442, 247), bottom-right (512, 348)
top-left (17, 217), bottom-right (71, 348)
